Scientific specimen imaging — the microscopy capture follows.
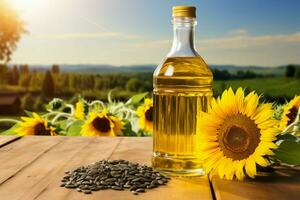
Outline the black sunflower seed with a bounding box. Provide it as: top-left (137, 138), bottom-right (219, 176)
top-left (60, 160), bottom-right (170, 195)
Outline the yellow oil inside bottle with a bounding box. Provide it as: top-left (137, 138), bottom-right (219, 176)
top-left (152, 57), bottom-right (213, 175)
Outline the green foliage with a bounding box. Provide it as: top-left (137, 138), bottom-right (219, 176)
top-left (7, 65), bottom-right (19, 85)
top-left (1, 64), bottom-right (300, 113)
top-left (285, 65), bottom-right (296, 77)
top-left (274, 140), bottom-right (300, 165)
top-left (66, 120), bottom-right (84, 136)
top-left (295, 67), bottom-right (300, 79)
top-left (126, 92), bottom-right (148, 105)
top-left (213, 77), bottom-right (300, 103)
top-left (0, 64), bottom-right (8, 85)
top-left (126, 78), bottom-right (143, 92)
top-left (22, 94), bottom-right (36, 111)
top-left (42, 70), bottom-right (55, 97)
top-left (0, 123), bottom-right (19, 135)
top-left (121, 120), bottom-right (136, 136)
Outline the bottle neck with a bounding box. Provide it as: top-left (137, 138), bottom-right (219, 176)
top-left (167, 17), bottom-right (199, 57)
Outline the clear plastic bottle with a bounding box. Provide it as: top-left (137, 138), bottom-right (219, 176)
top-left (152, 6), bottom-right (213, 175)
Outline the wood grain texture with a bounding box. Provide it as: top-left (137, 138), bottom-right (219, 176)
top-left (0, 136), bottom-right (19, 147)
top-left (0, 137), bottom-right (212, 200)
top-left (66, 137), bottom-right (213, 200)
top-left (0, 136), bottom-right (64, 185)
top-left (0, 136), bottom-right (121, 200)
top-left (212, 166), bottom-right (300, 200)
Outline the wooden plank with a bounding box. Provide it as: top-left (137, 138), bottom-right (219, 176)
top-left (0, 136), bottom-right (64, 184)
top-left (0, 136), bottom-right (19, 147)
top-left (0, 136), bottom-right (122, 200)
top-left (0, 137), bottom-right (212, 200)
top-left (211, 166), bottom-right (300, 200)
top-left (65, 137), bottom-right (213, 200)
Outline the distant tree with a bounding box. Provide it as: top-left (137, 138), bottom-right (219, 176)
top-left (285, 65), bottom-right (296, 77)
top-left (62, 74), bottom-right (70, 91)
top-left (0, 0), bottom-right (27, 64)
top-left (8, 65), bottom-right (20, 85)
top-left (86, 75), bottom-right (95, 89)
top-left (51, 64), bottom-right (60, 74)
top-left (42, 71), bottom-right (55, 97)
top-left (0, 64), bottom-right (8, 84)
top-left (212, 69), bottom-right (231, 80)
top-left (295, 67), bottom-right (300, 79)
top-left (29, 71), bottom-right (40, 90)
top-left (126, 78), bottom-right (142, 92)
top-left (19, 64), bottom-right (29, 74)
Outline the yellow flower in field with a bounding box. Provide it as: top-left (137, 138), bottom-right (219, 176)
top-left (137, 98), bottom-right (153, 132)
top-left (81, 111), bottom-right (123, 136)
top-left (16, 113), bottom-right (56, 136)
top-left (110, 115), bottom-right (124, 136)
top-left (199, 88), bottom-right (279, 180)
top-left (279, 95), bottom-right (300, 131)
top-left (74, 101), bottom-right (85, 120)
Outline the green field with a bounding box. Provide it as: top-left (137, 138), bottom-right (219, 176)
top-left (214, 77), bottom-right (300, 101)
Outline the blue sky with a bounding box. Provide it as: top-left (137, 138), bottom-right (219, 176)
top-left (11, 0), bottom-right (300, 66)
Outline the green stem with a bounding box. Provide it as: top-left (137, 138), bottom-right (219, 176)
top-left (0, 119), bottom-right (20, 124)
top-left (43, 111), bottom-right (72, 118)
top-left (89, 100), bottom-right (105, 108)
top-left (51, 113), bottom-right (74, 124)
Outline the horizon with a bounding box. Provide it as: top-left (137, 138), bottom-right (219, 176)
top-left (9, 0), bottom-right (300, 67)
top-left (8, 62), bottom-right (293, 69)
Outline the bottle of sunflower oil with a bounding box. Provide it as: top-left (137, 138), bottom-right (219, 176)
top-left (152, 6), bottom-right (213, 175)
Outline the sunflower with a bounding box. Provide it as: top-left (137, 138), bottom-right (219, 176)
top-left (279, 95), bottom-right (300, 131)
top-left (74, 101), bottom-right (85, 120)
top-left (16, 113), bottom-right (56, 136)
top-left (137, 98), bottom-right (153, 132)
top-left (110, 115), bottom-right (124, 136)
top-left (199, 88), bottom-right (279, 180)
top-left (81, 111), bottom-right (123, 136)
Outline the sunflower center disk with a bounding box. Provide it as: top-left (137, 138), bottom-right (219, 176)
top-left (218, 115), bottom-right (260, 160)
top-left (287, 106), bottom-right (298, 126)
top-left (34, 123), bottom-right (51, 136)
top-left (145, 107), bottom-right (153, 122)
top-left (92, 117), bottom-right (111, 133)
top-left (223, 126), bottom-right (249, 153)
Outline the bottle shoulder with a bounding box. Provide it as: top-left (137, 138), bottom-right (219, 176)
top-left (154, 56), bottom-right (213, 77)
top-left (153, 56), bottom-right (213, 90)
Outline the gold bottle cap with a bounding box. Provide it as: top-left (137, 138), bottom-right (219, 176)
top-left (172, 6), bottom-right (196, 18)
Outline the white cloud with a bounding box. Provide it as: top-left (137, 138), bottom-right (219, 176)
top-left (199, 32), bottom-right (300, 49)
top-left (131, 31), bottom-right (300, 50)
top-left (34, 32), bottom-right (143, 40)
top-left (230, 29), bottom-right (248, 36)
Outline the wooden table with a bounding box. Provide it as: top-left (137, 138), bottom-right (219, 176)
top-left (0, 136), bottom-right (299, 200)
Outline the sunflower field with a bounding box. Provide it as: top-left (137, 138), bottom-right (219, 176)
top-left (0, 92), bottom-right (153, 137)
top-left (0, 88), bottom-right (300, 181)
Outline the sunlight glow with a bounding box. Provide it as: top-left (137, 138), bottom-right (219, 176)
top-left (11, 0), bottom-right (38, 11)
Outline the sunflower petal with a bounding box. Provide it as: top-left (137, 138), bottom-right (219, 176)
top-left (254, 155), bottom-right (269, 167)
top-left (245, 156), bottom-right (257, 178)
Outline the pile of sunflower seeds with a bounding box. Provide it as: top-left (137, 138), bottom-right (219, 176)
top-left (60, 160), bottom-right (170, 195)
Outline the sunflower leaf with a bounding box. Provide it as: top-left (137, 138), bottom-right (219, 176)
top-left (24, 110), bottom-right (33, 117)
top-left (125, 92), bottom-right (148, 105)
top-left (122, 120), bottom-right (137, 136)
top-left (66, 120), bottom-right (84, 136)
top-left (276, 134), bottom-right (297, 141)
top-left (0, 123), bottom-right (20, 135)
top-left (274, 140), bottom-right (300, 165)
